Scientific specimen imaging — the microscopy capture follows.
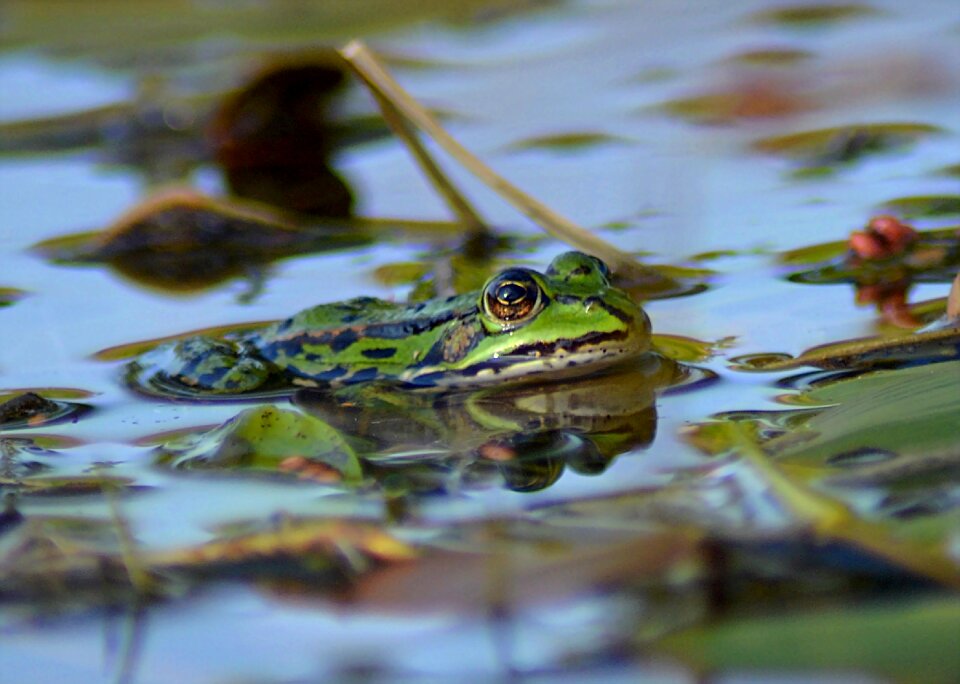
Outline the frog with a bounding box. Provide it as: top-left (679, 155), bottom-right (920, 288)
top-left (127, 251), bottom-right (652, 397)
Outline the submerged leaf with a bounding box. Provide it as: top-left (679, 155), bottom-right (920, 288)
top-left (154, 405), bottom-right (362, 483)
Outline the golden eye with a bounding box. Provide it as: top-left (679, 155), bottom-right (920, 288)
top-left (482, 269), bottom-right (544, 326)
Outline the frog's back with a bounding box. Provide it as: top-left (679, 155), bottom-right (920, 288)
top-left (251, 293), bottom-right (477, 385)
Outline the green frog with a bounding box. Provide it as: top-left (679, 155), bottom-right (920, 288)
top-left (128, 251), bottom-right (652, 396)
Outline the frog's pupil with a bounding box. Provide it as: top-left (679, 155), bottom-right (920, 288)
top-left (497, 282), bottom-right (527, 305)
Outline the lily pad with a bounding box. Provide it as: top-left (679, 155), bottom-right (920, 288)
top-left (154, 405), bottom-right (362, 483)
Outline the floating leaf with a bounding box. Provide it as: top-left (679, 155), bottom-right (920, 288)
top-left (765, 361), bottom-right (960, 462)
top-left (783, 227), bottom-right (959, 283)
top-left (0, 474), bottom-right (139, 497)
top-left (505, 131), bottom-right (629, 153)
top-left (779, 238), bottom-right (850, 265)
top-left (753, 123), bottom-right (942, 170)
top-left (747, 3), bottom-right (880, 26)
top-left (651, 334), bottom-right (719, 363)
top-left (722, 47), bottom-right (813, 66)
top-left (658, 597), bottom-right (960, 684)
top-left (0, 287), bottom-right (26, 308)
top-left (881, 195), bottom-right (960, 219)
top-left (150, 516), bottom-right (416, 577)
top-left (32, 190), bottom-right (371, 295)
top-left (730, 325), bottom-right (960, 371)
top-left (657, 83), bottom-right (807, 124)
top-left (371, 261), bottom-right (431, 286)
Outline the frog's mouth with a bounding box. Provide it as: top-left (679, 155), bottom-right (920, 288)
top-left (406, 329), bottom-right (650, 389)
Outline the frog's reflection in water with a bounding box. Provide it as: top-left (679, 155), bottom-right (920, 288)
top-left (292, 354), bottom-right (684, 496)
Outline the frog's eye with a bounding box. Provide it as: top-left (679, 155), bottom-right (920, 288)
top-left (545, 251), bottom-right (609, 285)
top-left (482, 269), bottom-right (545, 326)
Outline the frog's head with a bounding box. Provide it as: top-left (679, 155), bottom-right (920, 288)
top-left (411, 251), bottom-right (652, 387)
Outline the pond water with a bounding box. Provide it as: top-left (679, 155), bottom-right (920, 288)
top-left (1, 1), bottom-right (959, 682)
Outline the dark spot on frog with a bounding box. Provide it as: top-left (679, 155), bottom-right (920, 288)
top-left (415, 320), bottom-right (483, 368)
top-left (330, 328), bottom-right (359, 352)
top-left (315, 366), bottom-right (349, 382)
top-left (348, 367), bottom-right (379, 383)
top-left (361, 347), bottom-right (397, 360)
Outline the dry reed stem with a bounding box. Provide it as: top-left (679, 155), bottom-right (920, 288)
top-left (366, 88), bottom-right (488, 234)
top-left (340, 40), bottom-right (648, 278)
top-left (947, 272), bottom-right (960, 320)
